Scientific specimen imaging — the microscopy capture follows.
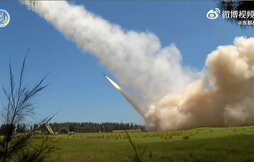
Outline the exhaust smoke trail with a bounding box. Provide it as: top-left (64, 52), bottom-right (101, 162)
top-left (22, 1), bottom-right (254, 131)
top-left (21, 0), bottom-right (192, 104)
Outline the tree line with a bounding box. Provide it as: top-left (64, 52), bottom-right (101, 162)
top-left (47, 122), bottom-right (145, 133)
top-left (0, 122), bottom-right (145, 134)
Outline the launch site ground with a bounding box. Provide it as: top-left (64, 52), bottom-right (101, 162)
top-left (41, 126), bottom-right (254, 162)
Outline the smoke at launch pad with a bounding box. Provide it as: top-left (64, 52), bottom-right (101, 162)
top-left (22, 0), bottom-right (254, 131)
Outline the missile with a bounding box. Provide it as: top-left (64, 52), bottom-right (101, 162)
top-left (103, 74), bottom-right (121, 90)
top-left (104, 74), bottom-right (145, 117)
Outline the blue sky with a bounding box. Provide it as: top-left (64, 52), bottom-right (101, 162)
top-left (0, 1), bottom-right (254, 124)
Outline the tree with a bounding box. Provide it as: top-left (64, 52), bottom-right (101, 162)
top-left (0, 55), bottom-right (54, 162)
top-left (16, 124), bottom-right (27, 133)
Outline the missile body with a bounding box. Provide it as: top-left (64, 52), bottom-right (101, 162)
top-left (104, 74), bottom-right (145, 117)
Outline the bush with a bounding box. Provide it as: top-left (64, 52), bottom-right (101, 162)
top-left (182, 136), bottom-right (190, 140)
top-left (59, 128), bottom-right (69, 134)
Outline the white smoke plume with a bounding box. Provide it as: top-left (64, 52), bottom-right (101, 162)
top-left (22, 1), bottom-right (254, 131)
top-left (21, 0), bottom-right (192, 104)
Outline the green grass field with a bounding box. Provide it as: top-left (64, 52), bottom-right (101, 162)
top-left (42, 126), bottom-right (254, 162)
